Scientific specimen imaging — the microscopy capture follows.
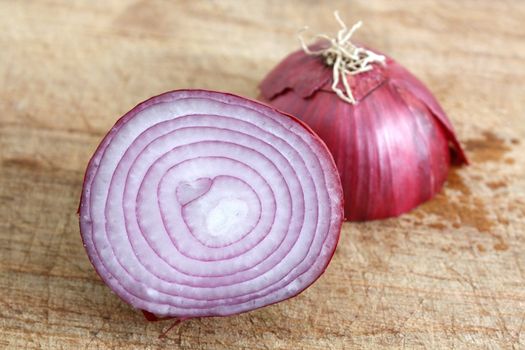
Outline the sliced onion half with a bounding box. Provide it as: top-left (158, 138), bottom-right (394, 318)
top-left (79, 90), bottom-right (344, 318)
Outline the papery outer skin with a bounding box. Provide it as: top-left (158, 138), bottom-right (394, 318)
top-left (260, 46), bottom-right (467, 221)
top-left (79, 89), bottom-right (344, 319)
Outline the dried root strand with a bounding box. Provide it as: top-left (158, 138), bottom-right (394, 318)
top-left (298, 11), bottom-right (385, 104)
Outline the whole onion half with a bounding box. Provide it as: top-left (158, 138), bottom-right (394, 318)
top-left (79, 90), bottom-right (343, 319)
top-left (260, 32), bottom-right (467, 221)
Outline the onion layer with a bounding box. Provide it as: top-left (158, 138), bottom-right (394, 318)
top-left (79, 90), bottom-right (343, 318)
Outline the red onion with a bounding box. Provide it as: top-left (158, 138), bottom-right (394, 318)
top-left (259, 14), bottom-right (467, 221)
top-left (79, 90), bottom-right (343, 319)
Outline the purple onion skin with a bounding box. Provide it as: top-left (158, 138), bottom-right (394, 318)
top-left (260, 45), bottom-right (467, 221)
top-left (79, 90), bottom-right (344, 320)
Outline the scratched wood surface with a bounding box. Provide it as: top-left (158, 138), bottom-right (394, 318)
top-left (1, 1), bottom-right (524, 349)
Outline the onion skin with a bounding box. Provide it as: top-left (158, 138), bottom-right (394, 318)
top-left (260, 44), bottom-right (467, 221)
top-left (79, 89), bottom-right (343, 319)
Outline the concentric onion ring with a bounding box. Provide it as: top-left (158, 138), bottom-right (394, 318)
top-left (79, 90), bottom-right (343, 318)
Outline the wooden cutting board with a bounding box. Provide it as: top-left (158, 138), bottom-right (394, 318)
top-left (1, 1), bottom-right (524, 349)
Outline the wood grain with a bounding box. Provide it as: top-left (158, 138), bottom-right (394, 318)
top-left (1, 1), bottom-right (524, 349)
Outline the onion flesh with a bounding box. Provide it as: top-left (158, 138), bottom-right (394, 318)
top-left (79, 90), bottom-right (343, 318)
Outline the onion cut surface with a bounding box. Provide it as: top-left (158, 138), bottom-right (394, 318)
top-left (79, 90), bottom-right (343, 318)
